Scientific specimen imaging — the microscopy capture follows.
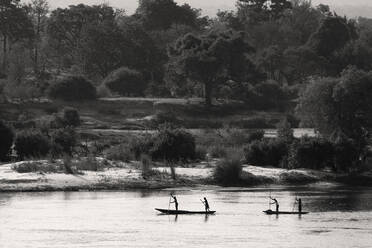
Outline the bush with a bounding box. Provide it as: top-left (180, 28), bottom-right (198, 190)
top-left (51, 128), bottom-right (77, 157)
top-left (62, 107), bottom-right (80, 127)
top-left (14, 130), bottom-right (51, 160)
top-left (213, 156), bottom-right (243, 185)
top-left (104, 67), bottom-right (146, 96)
top-left (208, 145), bottom-right (228, 158)
top-left (0, 121), bottom-right (14, 161)
top-left (244, 139), bottom-right (288, 167)
top-left (48, 76), bottom-right (97, 101)
top-left (150, 127), bottom-right (196, 162)
top-left (74, 156), bottom-right (103, 171)
top-left (12, 161), bottom-right (58, 173)
top-left (287, 137), bottom-right (334, 170)
top-left (106, 144), bottom-right (133, 162)
top-left (333, 138), bottom-right (359, 172)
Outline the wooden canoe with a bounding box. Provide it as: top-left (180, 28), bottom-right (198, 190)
top-left (263, 209), bottom-right (309, 215)
top-left (155, 208), bottom-right (216, 215)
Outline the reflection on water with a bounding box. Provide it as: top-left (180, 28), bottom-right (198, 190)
top-left (0, 185), bottom-right (372, 248)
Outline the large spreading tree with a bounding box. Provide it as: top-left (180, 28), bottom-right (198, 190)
top-left (167, 29), bottom-right (261, 105)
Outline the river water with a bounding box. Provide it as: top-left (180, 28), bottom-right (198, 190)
top-left (0, 185), bottom-right (371, 248)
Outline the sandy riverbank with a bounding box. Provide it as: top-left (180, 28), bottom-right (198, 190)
top-left (1, 160), bottom-right (371, 192)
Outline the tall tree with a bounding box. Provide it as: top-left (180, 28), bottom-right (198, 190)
top-left (0, 0), bottom-right (34, 72)
top-left (47, 4), bottom-right (129, 77)
top-left (136, 0), bottom-right (205, 30)
top-left (167, 30), bottom-right (261, 105)
top-left (27, 0), bottom-right (49, 73)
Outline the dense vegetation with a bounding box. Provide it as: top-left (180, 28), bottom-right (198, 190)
top-left (1, 0), bottom-right (372, 180)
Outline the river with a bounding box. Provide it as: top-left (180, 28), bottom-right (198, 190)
top-left (0, 185), bottom-right (371, 248)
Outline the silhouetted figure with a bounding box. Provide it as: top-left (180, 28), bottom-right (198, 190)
top-left (270, 197), bottom-right (279, 212)
top-left (296, 198), bottom-right (302, 213)
top-left (201, 197), bottom-right (210, 212)
top-left (170, 195), bottom-right (178, 211)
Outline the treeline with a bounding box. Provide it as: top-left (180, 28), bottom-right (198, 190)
top-left (2, 0), bottom-right (372, 108)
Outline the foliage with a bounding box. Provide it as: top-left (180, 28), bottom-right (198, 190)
top-left (150, 127), bottom-right (196, 162)
top-left (296, 67), bottom-right (372, 157)
top-left (136, 0), bottom-right (205, 30)
top-left (61, 107), bottom-right (80, 127)
top-left (287, 137), bottom-right (334, 170)
top-left (48, 76), bottom-right (97, 101)
top-left (0, 121), bottom-right (14, 161)
top-left (167, 29), bottom-right (261, 105)
top-left (244, 139), bottom-right (288, 167)
top-left (213, 155), bottom-right (243, 185)
top-left (14, 129), bottom-right (51, 159)
top-left (104, 67), bottom-right (146, 96)
top-left (51, 128), bottom-right (77, 157)
top-left (12, 161), bottom-right (58, 173)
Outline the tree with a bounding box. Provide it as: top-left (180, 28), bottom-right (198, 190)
top-left (47, 4), bottom-right (129, 77)
top-left (136, 0), bottom-right (204, 30)
top-left (167, 29), bottom-right (260, 105)
top-left (237, 0), bottom-right (292, 25)
top-left (27, 0), bottom-right (49, 73)
top-left (48, 76), bottom-right (97, 101)
top-left (0, 0), bottom-right (34, 72)
top-left (104, 67), bottom-right (146, 96)
top-left (0, 121), bottom-right (14, 161)
top-left (296, 67), bottom-right (372, 162)
top-left (307, 16), bottom-right (357, 59)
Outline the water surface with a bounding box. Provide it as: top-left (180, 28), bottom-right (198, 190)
top-left (0, 185), bottom-right (371, 248)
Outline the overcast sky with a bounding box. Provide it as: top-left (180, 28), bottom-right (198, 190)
top-left (25, 0), bottom-right (372, 18)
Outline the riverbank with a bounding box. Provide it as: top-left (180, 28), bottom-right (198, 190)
top-left (1, 160), bottom-right (372, 192)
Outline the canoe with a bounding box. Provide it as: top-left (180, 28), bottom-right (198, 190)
top-left (155, 208), bottom-right (216, 215)
top-left (263, 209), bottom-right (309, 215)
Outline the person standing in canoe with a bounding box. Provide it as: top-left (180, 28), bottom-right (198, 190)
top-left (201, 197), bottom-right (210, 212)
top-left (170, 194), bottom-right (179, 211)
top-left (270, 197), bottom-right (279, 212)
top-left (296, 198), bottom-right (302, 213)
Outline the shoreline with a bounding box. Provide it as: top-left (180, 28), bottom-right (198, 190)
top-left (1, 161), bottom-right (372, 193)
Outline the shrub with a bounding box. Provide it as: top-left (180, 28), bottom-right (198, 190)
top-left (51, 128), bottom-right (77, 157)
top-left (287, 137), bottom-right (334, 170)
top-left (244, 139), bottom-right (288, 167)
top-left (14, 130), bottom-right (51, 160)
top-left (140, 154), bottom-right (152, 178)
top-left (12, 161), bottom-right (58, 173)
top-left (333, 138), bottom-right (359, 172)
top-left (247, 130), bottom-right (265, 143)
top-left (208, 145), bottom-right (227, 158)
top-left (104, 67), bottom-right (146, 96)
top-left (195, 145), bottom-right (207, 160)
top-left (150, 111), bottom-right (180, 127)
top-left (106, 144), bottom-right (133, 162)
top-left (0, 121), bottom-right (14, 161)
top-left (48, 76), bottom-right (97, 101)
top-left (62, 107), bottom-right (80, 127)
top-left (213, 156), bottom-right (243, 185)
top-left (150, 127), bottom-right (196, 162)
top-left (74, 156), bottom-right (103, 171)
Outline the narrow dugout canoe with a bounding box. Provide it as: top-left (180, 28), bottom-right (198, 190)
top-left (155, 208), bottom-right (216, 215)
top-left (263, 209), bottom-right (309, 215)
